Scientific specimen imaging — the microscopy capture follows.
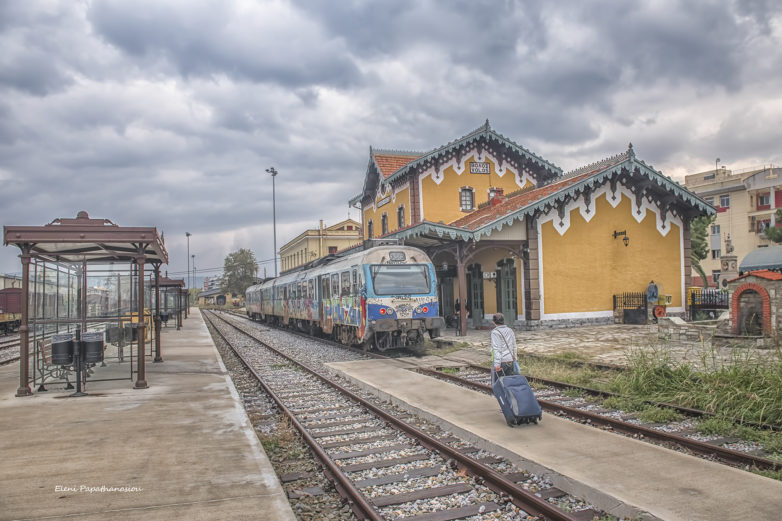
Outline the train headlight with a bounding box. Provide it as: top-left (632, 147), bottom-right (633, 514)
top-left (379, 308), bottom-right (386, 315)
top-left (422, 306), bottom-right (429, 313)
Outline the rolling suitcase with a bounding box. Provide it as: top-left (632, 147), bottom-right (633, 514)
top-left (492, 370), bottom-right (542, 426)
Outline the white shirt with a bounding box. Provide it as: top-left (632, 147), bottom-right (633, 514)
top-left (490, 325), bottom-right (516, 364)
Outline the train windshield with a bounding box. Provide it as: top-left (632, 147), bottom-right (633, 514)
top-left (370, 264), bottom-right (430, 295)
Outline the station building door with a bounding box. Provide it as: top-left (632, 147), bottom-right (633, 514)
top-left (466, 264), bottom-right (484, 327)
top-left (439, 275), bottom-right (454, 321)
top-left (496, 259), bottom-right (517, 326)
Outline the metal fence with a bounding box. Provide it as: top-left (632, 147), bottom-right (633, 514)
top-left (613, 292), bottom-right (648, 324)
top-left (688, 290), bottom-right (730, 321)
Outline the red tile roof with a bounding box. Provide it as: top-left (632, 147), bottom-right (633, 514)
top-left (731, 270), bottom-right (782, 282)
top-left (373, 152), bottom-right (421, 179)
top-left (449, 171), bottom-right (595, 229)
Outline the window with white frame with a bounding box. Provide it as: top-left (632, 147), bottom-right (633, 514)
top-left (460, 187), bottom-right (474, 210)
top-left (719, 194), bottom-right (730, 208)
top-left (381, 213), bottom-right (388, 235)
top-left (397, 205), bottom-right (405, 228)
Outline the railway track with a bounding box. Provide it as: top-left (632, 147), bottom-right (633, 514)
top-left (205, 310), bottom-right (607, 521)
top-left (423, 365), bottom-right (781, 474)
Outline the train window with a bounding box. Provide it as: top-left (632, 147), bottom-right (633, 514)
top-left (308, 280), bottom-right (314, 299)
top-left (331, 273), bottom-right (340, 297)
top-left (322, 277), bottom-right (330, 299)
top-left (352, 268), bottom-right (358, 294)
top-left (299, 281), bottom-right (304, 298)
top-left (370, 264), bottom-right (431, 295)
top-left (341, 272), bottom-right (350, 296)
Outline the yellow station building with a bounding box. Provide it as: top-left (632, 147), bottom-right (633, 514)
top-left (349, 122), bottom-right (714, 331)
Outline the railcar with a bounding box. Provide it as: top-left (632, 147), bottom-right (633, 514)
top-left (0, 288), bottom-right (22, 334)
top-left (246, 245), bottom-right (444, 350)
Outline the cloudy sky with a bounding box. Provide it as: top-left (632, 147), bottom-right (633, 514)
top-left (2, 0), bottom-right (781, 281)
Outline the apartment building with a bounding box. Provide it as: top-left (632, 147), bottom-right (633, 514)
top-left (684, 165), bottom-right (781, 285)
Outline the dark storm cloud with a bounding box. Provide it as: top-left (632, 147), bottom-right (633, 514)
top-left (87, 0), bottom-right (363, 88)
top-left (2, 0), bottom-right (782, 276)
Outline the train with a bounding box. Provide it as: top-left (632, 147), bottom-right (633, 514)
top-left (0, 288), bottom-right (22, 334)
top-left (246, 245), bottom-right (444, 350)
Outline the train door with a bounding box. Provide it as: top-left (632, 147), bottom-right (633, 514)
top-left (468, 264), bottom-right (484, 327)
top-left (321, 275), bottom-right (332, 334)
top-left (496, 258), bottom-right (517, 327)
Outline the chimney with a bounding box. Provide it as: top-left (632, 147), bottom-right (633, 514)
top-left (490, 188), bottom-right (504, 207)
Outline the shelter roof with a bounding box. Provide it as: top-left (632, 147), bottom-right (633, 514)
top-left (3, 211), bottom-right (168, 265)
top-left (159, 276), bottom-right (185, 287)
top-left (739, 245), bottom-right (782, 272)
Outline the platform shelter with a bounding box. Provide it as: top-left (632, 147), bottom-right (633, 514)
top-left (3, 211), bottom-right (169, 396)
top-left (157, 275), bottom-right (187, 333)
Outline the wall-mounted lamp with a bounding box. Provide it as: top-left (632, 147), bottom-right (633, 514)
top-left (521, 242), bottom-right (530, 259)
top-left (613, 230), bottom-right (630, 247)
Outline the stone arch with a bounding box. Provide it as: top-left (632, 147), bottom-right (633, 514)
top-left (731, 283), bottom-right (771, 335)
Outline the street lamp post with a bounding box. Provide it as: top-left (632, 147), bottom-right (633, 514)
top-left (186, 232), bottom-right (191, 290)
top-left (265, 167), bottom-right (278, 277)
top-left (192, 254), bottom-right (196, 291)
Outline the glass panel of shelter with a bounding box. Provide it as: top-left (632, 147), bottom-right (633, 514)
top-left (27, 259), bottom-right (155, 392)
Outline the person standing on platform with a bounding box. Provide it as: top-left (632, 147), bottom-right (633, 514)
top-left (490, 313), bottom-right (519, 382)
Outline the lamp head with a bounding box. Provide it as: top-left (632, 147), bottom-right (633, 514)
top-left (266, 167), bottom-right (278, 176)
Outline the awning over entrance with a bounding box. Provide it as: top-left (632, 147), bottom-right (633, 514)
top-left (739, 245), bottom-right (782, 272)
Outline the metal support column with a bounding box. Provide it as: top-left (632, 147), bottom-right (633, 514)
top-left (154, 265), bottom-right (162, 363)
top-left (134, 254), bottom-right (148, 389)
top-left (177, 288), bottom-right (182, 330)
top-left (16, 248), bottom-right (33, 397)
top-left (456, 243), bottom-right (468, 337)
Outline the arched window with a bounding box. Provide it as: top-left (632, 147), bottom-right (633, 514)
top-left (381, 214), bottom-right (388, 235)
top-left (367, 220), bottom-right (374, 239)
top-left (397, 206), bottom-right (405, 228)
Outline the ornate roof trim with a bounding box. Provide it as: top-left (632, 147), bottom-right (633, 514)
top-left (381, 120), bottom-right (563, 185)
top-left (468, 150), bottom-right (715, 236)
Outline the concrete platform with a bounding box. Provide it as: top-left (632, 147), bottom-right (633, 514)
top-left (327, 358), bottom-right (782, 521)
top-left (0, 311), bottom-right (295, 521)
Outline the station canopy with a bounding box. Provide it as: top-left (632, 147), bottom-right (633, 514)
top-left (739, 245), bottom-right (782, 273)
top-left (3, 211), bottom-right (168, 265)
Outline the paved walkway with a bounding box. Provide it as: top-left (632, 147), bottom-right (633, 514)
top-left (328, 357), bottom-right (782, 521)
top-left (0, 311), bottom-right (295, 521)
top-left (434, 323), bottom-right (775, 368)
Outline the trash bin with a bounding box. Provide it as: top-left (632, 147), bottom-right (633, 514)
top-left (160, 312), bottom-right (169, 325)
top-left (82, 332), bottom-right (104, 363)
top-left (51, 333), bottom-right (74, 366)
top-left (105, 325), bottom-right (121, 343)
top-left (123, 323), bottom-right (138, 342)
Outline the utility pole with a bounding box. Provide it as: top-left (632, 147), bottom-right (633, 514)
top-left (266, 167), bottom-right (279, 277)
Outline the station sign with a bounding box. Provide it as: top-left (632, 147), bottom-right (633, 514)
top-left (470, 162), bottom-right (490, 174)
top-left (482, 271), bottom-right (497, 279)
top-left (377, 196), bottom-right (391, 207)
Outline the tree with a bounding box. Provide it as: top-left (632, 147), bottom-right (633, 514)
top-left (762, 209), bottom-right (782, 243)
top-left (221, 249), bottom-right (259, 295)
top-left (690, 215), bottom-right (715, 288)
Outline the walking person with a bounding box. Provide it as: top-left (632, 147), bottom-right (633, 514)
top-left (490, 313), bottom-right (519, 383)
